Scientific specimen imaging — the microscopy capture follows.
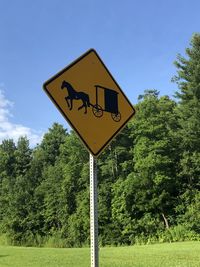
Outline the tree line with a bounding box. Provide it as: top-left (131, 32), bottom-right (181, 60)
top-left (0, 34), bottom-right (200, 247)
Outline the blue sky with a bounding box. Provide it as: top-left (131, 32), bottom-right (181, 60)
top-left (0, 0), bottom-right (200, 146)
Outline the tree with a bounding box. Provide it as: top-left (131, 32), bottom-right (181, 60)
top-left (0, 139), bottom-right (16, 234)
top-left (174, 34), bottom-right (200, 182)
top-left (0, 139), bottom-right (16, 178)
top-left (172, 33), bottom-right (200, 230)
top-left (128, 90), bottom-right (180, 230)
top-left (15, 136), bottom-right (31, 176)
top-left (172, 33), bottom-right (200, 156)
top-left (40, 123), bottom-right (68, 166)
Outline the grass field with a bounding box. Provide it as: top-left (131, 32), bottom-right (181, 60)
top-left (0, 241), bottom-right (200, 267)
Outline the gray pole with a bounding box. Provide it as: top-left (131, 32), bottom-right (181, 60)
top-left (90, 153), bottom-right (99, 267)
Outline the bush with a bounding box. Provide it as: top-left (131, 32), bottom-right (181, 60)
top-left (158, 225), bottom-right (200, 243)
top-left (44, 233), bottom-right (68, 248)
top-left (128, 224), bottom-right (200, 245)
top-left (0, 234), bottom-right (10, 246)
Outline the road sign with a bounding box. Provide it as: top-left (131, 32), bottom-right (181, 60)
top-left (43, 49), bottom-right (135, 157)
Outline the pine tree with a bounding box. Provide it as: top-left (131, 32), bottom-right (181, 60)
top-left (173, 33), bottom-right (200, 191)
top-left (40, 123), bottom-right (68, 166)
top-left (15, 136), bottom-right (31, 176)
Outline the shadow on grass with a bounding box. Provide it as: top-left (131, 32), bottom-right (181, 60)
top-left (0, 255), bottom-right (9, 258)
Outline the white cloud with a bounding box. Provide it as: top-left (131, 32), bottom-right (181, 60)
top-left (0, 89), bottom-right (43, 147)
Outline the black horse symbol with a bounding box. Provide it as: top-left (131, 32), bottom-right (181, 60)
top-left (61, 81), bottom-right (90, 114)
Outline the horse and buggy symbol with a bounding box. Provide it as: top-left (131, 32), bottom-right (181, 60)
top-left (61, 81), bottom-right (121, 122)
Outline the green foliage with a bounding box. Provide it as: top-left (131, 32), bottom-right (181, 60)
top-left (15, 137), bottom-right (31, 176)
top-left (128, 91), bottom-right (180, 232)
top-left (172, 34), bottom-right (200, 191)
top-left (158, 225), bottom-right (200, 243)
top-left (40, 123), bottom-right (68, 165)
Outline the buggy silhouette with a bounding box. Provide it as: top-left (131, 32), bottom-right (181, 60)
top-left (92, 85), bottom-right (121, 122)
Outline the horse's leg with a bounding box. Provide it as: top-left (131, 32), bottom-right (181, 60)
top-left (86, 96), bottom-right (90, 107)
top-left (78, 103), bottom-right (84, 110)
top-left (70, 98), bottom-right (73, 110)
top-left (65, 96), bottom-right (73, 110)
top-left (65, 96), bottom-right (70, 108)
top-left (78, 101), bottom-right (87, 114)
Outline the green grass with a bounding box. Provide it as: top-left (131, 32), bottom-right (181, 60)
top-left (0, 241), bottom-right (200, 267)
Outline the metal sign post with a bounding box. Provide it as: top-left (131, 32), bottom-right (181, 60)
top-left (90, 153), bottom-right (99, 267)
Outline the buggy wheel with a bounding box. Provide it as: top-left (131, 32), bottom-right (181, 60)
top-left (111, 112), bottom-right (121, 122)
top-left (92, 104), bottom-right (103, 118)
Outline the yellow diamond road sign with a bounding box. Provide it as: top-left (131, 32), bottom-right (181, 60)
top-left (43, 49), bottom-right (135, 157)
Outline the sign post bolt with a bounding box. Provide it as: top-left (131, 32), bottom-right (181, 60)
top-left (90, 153), bottom-right (99, 267)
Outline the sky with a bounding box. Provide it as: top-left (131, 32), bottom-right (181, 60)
top-left (0, 0), bottom-right (200, 147)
